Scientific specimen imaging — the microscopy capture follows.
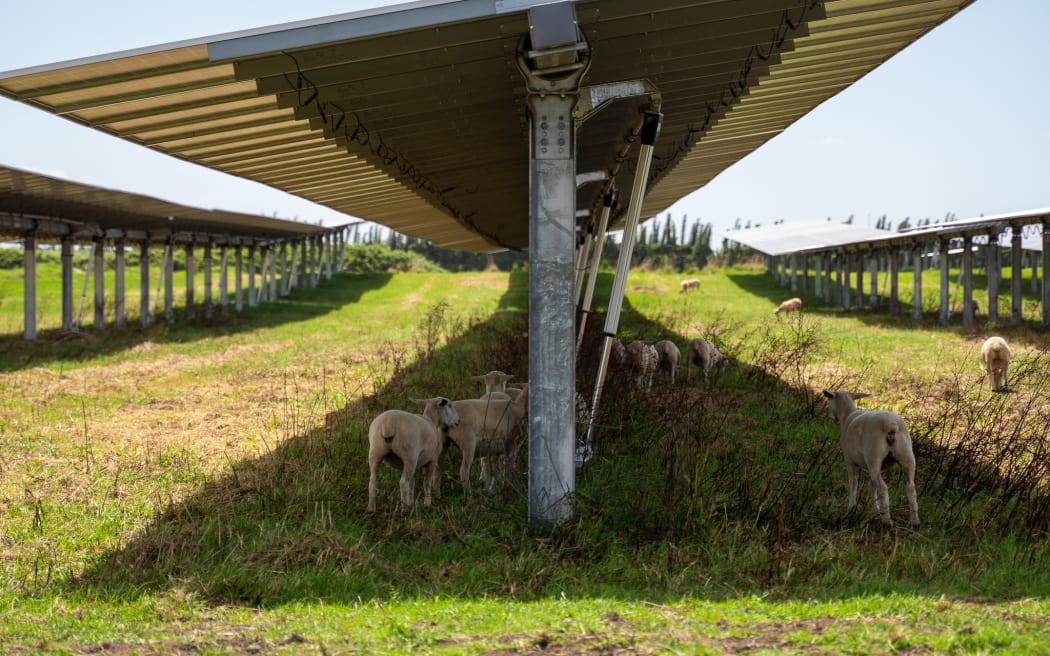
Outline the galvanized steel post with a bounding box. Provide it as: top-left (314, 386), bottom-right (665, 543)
top-left (517, 1), bottom-right (591, 529)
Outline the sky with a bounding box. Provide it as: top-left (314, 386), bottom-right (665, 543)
top-left (1, 0), bottom-right (1047, 247)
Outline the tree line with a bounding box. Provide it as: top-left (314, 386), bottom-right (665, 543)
top-left (345, 212), bottom-right (716, 273)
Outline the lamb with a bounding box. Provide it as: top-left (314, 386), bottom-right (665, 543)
top-left (652, 339), bottom-right (681, 384)
top-left (774, 297), bottom-right (803, 315)
top-left (685, 337), bottom-right (729, 381)
top-left (367, 397), bottom-right (460, 512)
top-left (679, 278), bottom-right (701, 293)
top-left (446, 385), bottom-right (530, 495)
top-left (980, 336), bottom-right (1011, 392)
top-left (822, 390), bottom-right (919, 527)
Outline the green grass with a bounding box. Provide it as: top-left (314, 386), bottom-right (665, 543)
top-left (2, 266), bottom-right (1050, 654)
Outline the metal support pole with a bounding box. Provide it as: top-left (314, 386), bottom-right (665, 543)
top-left (139, 241), bottom-right (151, 327)
top-left (219, 246), bottom-right (229, 316)
top-left (868, 253), bottom-right (878, 310)
top-left (114, 239), bottom-right (126, 328)
top-left (61, 238), bottom-right (74, 332)
top-left (248, 245), bottom-right (258, 308)
top-left (912, 248), bottom-right (923, 320)
top-left (185, 243), bottom-right (196, 322)
top-left (23, 233), bottom-right (37, 340)
top-left (987, 230), bottom-right (999, 324)
top-left (93, 239), bottom-right (105, 329)
top-left (855, 252), bottom-right (864, 310)
top-left (1011, 229), bottom-right (1022, 324)
top-left (235, 246), bottom-right (244, 313)
top-left (517, 4), bottom-right (591, 528)
top-left (269, 244), bottom-right (278, 299)
top-left (939, 240), bottom-right (950, 325)
top-left (163, 241), bottom-right (175, 323)
top-left (889, 249), bottom-right (899, 315)
top-left (574, 226), bottom-right (593, 305)
top-left (842, 254), bottom-right (851, 310)
top-left (577, 191), bottom-right (615, 349)
top-left (814, 253), bottom-right (822, 299)
top-left (1043, 222), bottom-right (1050, 329)
top-left (203, 242), bottom-right (213, 320)
top-left (962, 235), bottom-right (974, 326)
top-left (585, 111), bottom-right (662, 463)
top-left (279, 241), bottom-right (289, 297)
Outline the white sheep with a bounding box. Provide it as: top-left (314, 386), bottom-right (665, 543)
top-left (679, 278), bottom-right (700, 293)
top-left (446, 385), bottom-right (530, 495)
top-left (626, 340), bottom-right (660, 391)
top-left (367, 397), bottom-right (460, 512)
top-left (774, 297), bottom-right (803, 315)
top-left (652, 339), bottom-right (681, 384)
top-left (823, 390), bottom-right (919, 527)
top-left (473, 370), bottom-right (514, 395)
top-left (685, 337), bottom-right (729, 382)
top-left (980, 336), bottom-right (1010, 392)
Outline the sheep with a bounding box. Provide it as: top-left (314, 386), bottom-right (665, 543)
top-left (446, 385), bottom-right (530, 495)
top-left (822, 390), bottom-right (919, 527)
top-left (473, 370), bottom-right (514, 395)
top-left (980, 336), bottom-right (1011, 392)
top-left (609, 337), bottom-right (658, 390)
top-left (685, 337), bottom-right (729, 382)
top-left (626, 340), bottom-right (660, 391)
top-left (679, 278), bottom-right (701, 293)
top-left (652, 339), bottom-right (681, 384)
top-left (367, 397), bottom-right (460, 513)
top-left (774, 297), bottom-right (803, 315)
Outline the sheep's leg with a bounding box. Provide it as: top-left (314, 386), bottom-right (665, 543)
top-left (459, 438), bottom-right (476, 496)
top-left (899, 455), bottom-right (920, 527)
top-left (479, 457), bottom-right (497, 492)
top-left (399, 453), bottom-right (418, 512)
top-left (367, 452), bottom-right (381, 512)
top-left (845, 459), bottom-right (859, 509)
top-left (867, 464), bottom-right (892, 525)
top-left (422, 460), bottom-right (438, 507)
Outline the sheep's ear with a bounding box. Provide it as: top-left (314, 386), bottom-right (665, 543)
top-left (822, 390), bottom-right (835, 399)
top-left (411, 398), bottom-right (429, 406)
top-left (851, 392), bottom-right (871, 400)
top-left (471, 375), bottom-right (484, 382)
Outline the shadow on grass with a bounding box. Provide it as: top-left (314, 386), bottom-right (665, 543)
top-left (63, 270), bottom-right (1050, 605)
top-left (0, 272), bottom-right (394, 374)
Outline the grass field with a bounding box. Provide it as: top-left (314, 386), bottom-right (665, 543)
top-left (2, 265), bottom-right (1050, 654)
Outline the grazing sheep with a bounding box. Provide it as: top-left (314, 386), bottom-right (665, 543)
top-left (446, 385), bottom-right (530, 495)
top-left (823, 390), bottom-right (919, 527)
top-left (609, 337), bottom-right (658, 390)
top-left (686, 337), bottom-right (729, 382)
top-left (980, 336), bottom-right (1011, 392)
top-left (679, 278), bottom-right (701, 293)
top-left (626, 340), bottom-right (660, 391)
top-left (652, 339), bottom-right (681, 384)
top-left (774, 297), bottom-right (803, 315)
top-left (367, 397), bottom-right (460, 512)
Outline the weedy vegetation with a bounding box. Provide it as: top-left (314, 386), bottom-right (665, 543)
top-left (2, 265), bottom-right (1050, 654)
